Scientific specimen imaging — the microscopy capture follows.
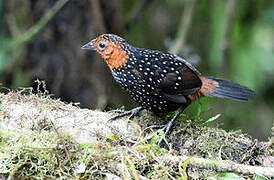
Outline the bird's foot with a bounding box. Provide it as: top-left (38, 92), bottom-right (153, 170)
top-left (156, 120), bottom-right (175, 145)
top-left (144, 124), bottom-right (165, 131)
top-left (108, 106), bottom-right (144, 121)
top-left (146, 107), bottom-right (186, 145)
top-left (144, 120), bottom-right (176, 145)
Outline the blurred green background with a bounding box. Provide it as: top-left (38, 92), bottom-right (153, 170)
top-left (0, 0), bottom-right (273, 140)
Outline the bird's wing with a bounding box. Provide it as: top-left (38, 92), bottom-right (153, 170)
top-left (175, 56), bottom-right (201, 75)
top-left (159, 58), bottom-right (202, 103)
top-left (135, 48), bottom-right (202, 103)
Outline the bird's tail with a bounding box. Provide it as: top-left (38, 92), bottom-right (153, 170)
top-left (201, 76), bottom-right (255, 101)
top-left (189, 76), bottom-right (256, 102)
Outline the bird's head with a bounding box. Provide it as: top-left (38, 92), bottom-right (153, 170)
top-left (82, 34), bottom-right (129, 69)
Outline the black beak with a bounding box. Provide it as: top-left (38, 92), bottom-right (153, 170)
top-left (81, 39), bottom-right (96, 50)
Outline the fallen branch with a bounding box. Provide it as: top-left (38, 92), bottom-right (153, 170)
top-left (160, 155), bottom-right (274, 177)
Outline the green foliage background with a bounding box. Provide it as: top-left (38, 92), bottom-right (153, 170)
top-left (0, 0), bottom-right (273, 140)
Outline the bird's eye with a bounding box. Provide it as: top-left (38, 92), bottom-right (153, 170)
top-left (98, 41), bottom-right (107, 51)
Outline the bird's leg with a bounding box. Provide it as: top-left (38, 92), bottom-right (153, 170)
top-left (108, 109), bottom-right (126, 113)
top-left (157, 106), bottom-right (186, 145)
top-left (108, 106), bottom-right (144, 121)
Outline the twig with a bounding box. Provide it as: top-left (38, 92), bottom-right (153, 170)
top-left (220, 0), bottom-right (237, 75)
top-left (91, 0), bottom-right (106, 33)
top-left (5, 1), bottom-right (21, 36)
top-left (3, 0), bottom-right (70, 53)
top-left (50, 120), bottom-right (72, 165)
top-left (160, 155), bottom-right (274, 177)
top-left (126, 0), bottom-right (155, 29)
top-left (169, 0), bottom-right (196, 55)
top-left (7, 162), bottom-right (29, 180)
top-left (99, 0), bottom-right (126, 35)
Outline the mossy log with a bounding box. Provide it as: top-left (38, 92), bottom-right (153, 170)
top-left (0, 92), bottom-right (273, 179)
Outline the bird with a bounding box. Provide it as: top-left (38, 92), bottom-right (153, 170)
top-left (81, 34), bottom-right (255, 139)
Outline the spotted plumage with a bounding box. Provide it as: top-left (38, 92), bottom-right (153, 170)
top-left (111, 47), bottom-right (203, 113)
top-left (82, 34), bottom-right (255, 137)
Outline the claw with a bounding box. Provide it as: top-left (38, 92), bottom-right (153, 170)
top-left (157, 107), bottom-right (185, 145)
top-left (156, 122), bottom-right (172, 145)
top-left (144, 124), bottom-right (165, 131)
top-left (108, 106), bottom-right (143, 122)
top-left (143, 106), bottom-right (186, 145)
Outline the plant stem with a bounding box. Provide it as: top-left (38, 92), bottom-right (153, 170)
top-left (3, 0), bottom-right (70, 53)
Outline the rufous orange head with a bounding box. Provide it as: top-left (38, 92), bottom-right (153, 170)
top-left (82, 34), bottom-right (129, 69)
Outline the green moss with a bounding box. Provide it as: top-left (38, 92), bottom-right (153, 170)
top-left (0, 92), bottom-right (273, 179)
top-left (0, 123), bottom-right (172, 179)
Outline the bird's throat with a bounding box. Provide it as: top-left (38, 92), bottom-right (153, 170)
top-left (104, 46), bottom-right (129, 69)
